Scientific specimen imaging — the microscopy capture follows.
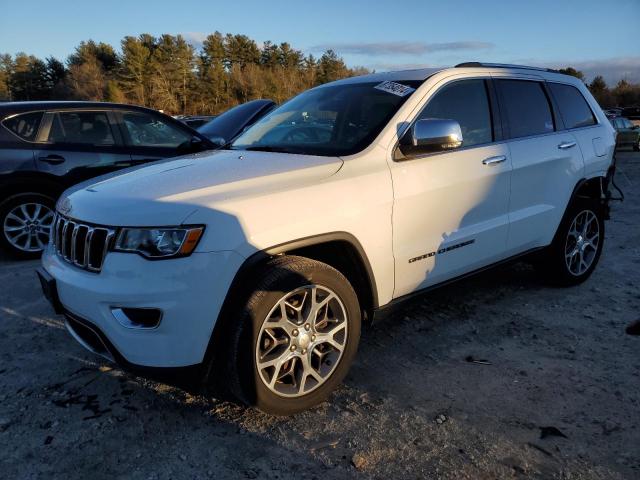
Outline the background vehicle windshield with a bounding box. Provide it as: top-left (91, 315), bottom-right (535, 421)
top-left (198, 99), bottom-right (275, 145)
top-left (230, 81), bottom-right (421, 156)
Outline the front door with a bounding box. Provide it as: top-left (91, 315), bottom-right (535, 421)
top-left (389, 78), bottom-right (512, 297)
top-left (115, 110), bottom-right (196, 165)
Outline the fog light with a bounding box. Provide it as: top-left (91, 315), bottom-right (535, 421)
top-left (112, 307), bottom-right (162, 329)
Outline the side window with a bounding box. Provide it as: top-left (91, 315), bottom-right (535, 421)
top-left (121, 112), bottom-right (192, 148)
top-left (417, 79), bottom-right (493, 147)
top-left (548, 83), bottom-right (596, 129)
top-left (47, 111), bottom-right (115, 145)
top-left (497, 80), bottom-right (555, 139)
top-left (2, 111), bottom-right (43, 142)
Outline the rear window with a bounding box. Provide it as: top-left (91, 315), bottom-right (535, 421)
top-left (549, 83), bottom-right (596, 129)
top-left (48, 111), bottom-right (115, 145)
top-left (2, 111), bottom-right (43, 141)
top-left (497, 80), bottom-right (555, 139)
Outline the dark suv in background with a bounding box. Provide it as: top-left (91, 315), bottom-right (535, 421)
top-left (0, 102), bottom-right (218, 257)
top-left (0, 99), bottom-right (277, 258)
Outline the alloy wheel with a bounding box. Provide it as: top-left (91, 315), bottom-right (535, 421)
top-left (3, 202), bottom-right (55, 252)
top-left (564, 209), bottom-right (600, 276)
top-left (255, 285), bottom-right (348, 397)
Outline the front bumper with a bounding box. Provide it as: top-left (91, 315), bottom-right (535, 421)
top-left (42, 244), bottom-right (245, 368)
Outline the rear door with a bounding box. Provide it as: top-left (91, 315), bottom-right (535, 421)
top-left (494, 77), bottom-right (584, 253)
top-left (32, 109), bottom-right (132, 187)
top-left (0, 111), bottom-right (42, 178)
top-left (115, 110), bottom-right (196, 165)
top-left (547, 81), bottom-right (610, 176)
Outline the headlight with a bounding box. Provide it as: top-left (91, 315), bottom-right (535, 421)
top-left (114, 226), bottom-right (204, 259)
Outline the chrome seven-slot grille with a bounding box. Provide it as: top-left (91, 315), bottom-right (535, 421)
top-left (52, 214), bottom-right (116, 272)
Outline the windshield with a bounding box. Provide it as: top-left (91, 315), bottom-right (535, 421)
top-left (230, 80), bottom-right (421, 156)
top-left (197, 100), bottom-right (275, 143)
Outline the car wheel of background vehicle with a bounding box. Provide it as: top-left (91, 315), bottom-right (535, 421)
top-left (220, 255), bottom-right (361, 415)
top-left (0, 193), bottom-right (56, 259)
top-left (538, 198), bottom-right (605, 286)
top-left (634, 139), bottom-right (640, 152)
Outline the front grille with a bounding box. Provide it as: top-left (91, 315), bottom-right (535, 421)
top-left (52, 214), bottom-right (116, 272)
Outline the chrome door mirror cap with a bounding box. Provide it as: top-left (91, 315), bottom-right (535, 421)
top-left (398, 118), bottom-right (464, 159)
top-left (412, 118), bottom-right (463, 150)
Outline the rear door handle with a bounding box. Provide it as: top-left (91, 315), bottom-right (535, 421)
top-left (558, 141), bottom-right (577, 150)
top-left (482, 155), bottom-right (507, 166)
top-left (38, 154), bottom-right (66, 164)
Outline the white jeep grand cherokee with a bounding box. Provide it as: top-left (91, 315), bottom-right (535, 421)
top-left (38, 63), bottom-right (616, 414)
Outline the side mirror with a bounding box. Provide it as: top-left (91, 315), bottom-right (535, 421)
top-left (398, 118), bottom-right (463, 159)
top-left (184, 137), bottom-right (204, 152)
top-left (208, 136), bottom-right (226, 148)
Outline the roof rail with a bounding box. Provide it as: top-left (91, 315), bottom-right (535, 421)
top-left (455, 62), bottom-right (557, 73)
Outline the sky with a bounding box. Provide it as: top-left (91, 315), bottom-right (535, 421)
top-left (1, 0), bottom-right (638, 84)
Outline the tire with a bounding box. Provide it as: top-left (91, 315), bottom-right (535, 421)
top-left (0, 193), bottom-right (56, 259)
top-left (633, 140), bottom-right (639, 152)
top-left (538, 198), bottom-right (605, 286)
top-left (219, 255), bottom-right (361, 415)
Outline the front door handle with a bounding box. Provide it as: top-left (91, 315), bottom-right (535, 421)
top-left (482, 155), bottom-right (507, 166)
top-left (38, 154), bottom-right (66, 164)
top-left (558, 141), bottom-right (577, 150)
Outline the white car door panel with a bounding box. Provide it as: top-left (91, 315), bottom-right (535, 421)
top-left (506, 132), bottom-right (583, 252)
top-left (389, 76), bottom-right (512, 298)
top-left (391, 143), bottom-right (512, 297)
top-left (493, 78), bottom-right (585, 254)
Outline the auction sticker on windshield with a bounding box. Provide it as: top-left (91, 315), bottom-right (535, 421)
top-left (374, 81), bottom-right (415, 97)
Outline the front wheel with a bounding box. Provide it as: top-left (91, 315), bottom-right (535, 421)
top-left (539, 199), bottom-right (605, 286)
top-left (0, 193), bottom-right (56, 259)
top-left (220, 256), bottom-right (361, 415)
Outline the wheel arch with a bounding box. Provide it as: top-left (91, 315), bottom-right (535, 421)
top-left (200, 232), bottom-right (379, 388)
top-left (0, 172), bottom-right (65, 204)
top-left (264, 232), bottom-right (379, 313)
top-left (233, 232), bottom-right (378, 313)
top-left (550, 175), bottom-right (607, 246)
top-left (572, 175), bottom-right (605, 202)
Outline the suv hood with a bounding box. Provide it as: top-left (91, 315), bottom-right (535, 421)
top-left (60, 150), bottom-right (343, 226)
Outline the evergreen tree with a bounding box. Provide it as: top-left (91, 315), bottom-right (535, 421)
top-left (9, 53), bottom-right (49, 100)
top-left (316, 50), bottom-right (348, 85)
top-left (0, 54), bottom-right (14, 101)
top-left (119, 35), bottom-right (154, 105)
top-left (557, 67), bottom-right (585, 82)
top-left (44, 57), bottom-right (67, 94)
top-left (589, 76), bottom-right (613, 107)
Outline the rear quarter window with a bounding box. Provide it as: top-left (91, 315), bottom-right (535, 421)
top-left (497, 80), bottom-right (555, 139)
top-left (2, 111), bottom-right (43, 142)
top-left (548, 83), bottom-right (596, 129)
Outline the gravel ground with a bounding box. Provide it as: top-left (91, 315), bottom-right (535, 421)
top-left (1, 152), bottom-right (638, 480)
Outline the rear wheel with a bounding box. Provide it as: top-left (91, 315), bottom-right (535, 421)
top-left (538, 198), bottom-right (605, 286)
top-left (634, 138), bottom-right (640, 152)
top-left (220, 256), bottom-right (361, 415)
top-left (0, 193), bottom-right (56, 258)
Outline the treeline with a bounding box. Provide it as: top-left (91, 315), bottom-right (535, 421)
top-left (1, 39), bottom-right (638, 114)
top-left (0, 33), bottom-right (368, 115)
top-left (557, 67), bottom-right (639, 108)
